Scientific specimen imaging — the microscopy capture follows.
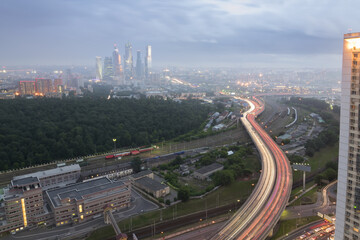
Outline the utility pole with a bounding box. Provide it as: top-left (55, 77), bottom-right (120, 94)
top-left (205, 199), bottom-right (208, 220)
top-left (113, 138), bottom-right (117, 151)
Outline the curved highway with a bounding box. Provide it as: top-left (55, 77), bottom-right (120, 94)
top-left (211, 97), bottom-right (292, 240)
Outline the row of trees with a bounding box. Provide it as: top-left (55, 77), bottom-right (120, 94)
top-left (0, 97), bottom-right (212, 170)
top-left (315, 161), bottom-right (338, 185)
top-left (305, 128), bottom-right (339, 157)
top-left (286, 97), bottom-right (340, 115)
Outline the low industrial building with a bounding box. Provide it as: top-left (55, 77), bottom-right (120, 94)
top-left (134, 177), bottom-right (170, 198)
top-left (129, 170), bottom-right (169, 198)
top-left (129, 170), bottom-right (154, 181)
top-left (193, 163), bottom-right (224, 180)
top-left (13, 164), bottom-right (81, 190)
top-left (81, 162), bottom-right (133, 180)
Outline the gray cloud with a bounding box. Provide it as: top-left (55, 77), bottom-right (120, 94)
top-left (0, 0), bottom-right (358, 67)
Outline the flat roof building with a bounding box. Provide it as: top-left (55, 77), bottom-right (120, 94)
top-left (13, 164), bottom-right (80, 190)
top-left (134, 177), bottom-right (169, 198)
top-left (193, 163), bottom-right (224, 180)
top-left (130, 170), bottom-right (154, 181)
top-left (46, 177), bottom-right (131, 226)
top-left (81, 162), bottom-right (132, 180)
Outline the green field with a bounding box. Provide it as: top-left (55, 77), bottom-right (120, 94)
top-left (293, 144), bottom-right (338, 182)
top-left (289, 185), bottom-right (319, 206)
top-left (272, 216), bottom-right (321, 239)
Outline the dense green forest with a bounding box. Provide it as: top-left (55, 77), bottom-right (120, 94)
top-left (0, 97), bottom-right (212, 170)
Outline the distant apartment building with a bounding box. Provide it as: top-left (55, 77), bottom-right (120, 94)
top-left (335, 32), bottom-right (360, 240)
top-left (35, 78), bottom-right (52, 96)
top-left (0, 92), bottom-right (15, 99)
top-left (18, 81), bottom-right (36, 95)
top-left (53, 78), bottom-right (63, 93)
top-left (0, 165), bottom-right (131, 234)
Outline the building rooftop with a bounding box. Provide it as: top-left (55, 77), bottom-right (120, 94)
top-left (13, 164), bottom-right (81, 181)
top-left (131, 170), bottom-right (152, 179)
top-left (12, 177), bottom-right (39, 187)
top-left (81, 162), bottom-right (131, 177)
top-left (46, 177), bottom-right (128, 208)
top-left (195, 163), bottom-right (223, 175)
top-left (135, 177), bottom-right (168, 191)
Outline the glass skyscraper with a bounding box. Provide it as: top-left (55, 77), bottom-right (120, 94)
top-left (112, 44), bottom-right (123, 85)
top-left (136, 50), bottom-right (143, 80)
top-left (144, 45), bottom-right (152, 81)
top-left (95, 56), bottom-right (102, 80)
top-left (124, 42), bottom-right (133, 82)
top-left (103, 56), bottom-right (113, 82)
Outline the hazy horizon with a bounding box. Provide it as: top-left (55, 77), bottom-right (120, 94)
top-left (1, 0), bottom-right (359, 68)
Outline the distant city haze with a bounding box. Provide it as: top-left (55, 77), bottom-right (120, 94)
top-left (1, 0), bottom-right (360, 68)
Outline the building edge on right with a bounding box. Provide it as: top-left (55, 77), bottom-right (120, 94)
top-left (335, 32), bottom-right (360, 240)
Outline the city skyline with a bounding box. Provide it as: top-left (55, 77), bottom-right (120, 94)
top-left (1, 0), bottom-right (360, 68)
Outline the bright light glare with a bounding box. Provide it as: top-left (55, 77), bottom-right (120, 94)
top-left (346, 38), bottom-right (360, 49)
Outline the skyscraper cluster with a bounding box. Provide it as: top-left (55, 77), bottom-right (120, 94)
top-left (96, 43), bottom-right (152, 85)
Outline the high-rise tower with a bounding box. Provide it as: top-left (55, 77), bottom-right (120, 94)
top-left (135, 50), bottom-right (143, 80)
top-left (103, 57), bottom-right (113, 82)
top-left (335, 32), bottom-right (360, 239)
top-left (112, 44), bottom-right (123, 85)
top-left (124, 42), bottom-right (133, 82)
top-left (144, 45), bottom-right (152, 81)
top-left (95, 56), bottom-right (102, 80)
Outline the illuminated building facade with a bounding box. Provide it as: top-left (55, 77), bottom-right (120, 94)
top-left (144, 45), bottom-right (152, 80)
top-left (53, 79), bottom-right (63, 93)
top-left (18, 81), bottom-right (36, 95)
top-left (35, 78), bottom-right (52, 96)
top-left (0, 166), bottom-right (131, 234)
top-left (112, 44), bottom-right (124, 85)
top-left (0, 177), bottom-right (46, 233)
top-left (46, 177), bottom-right (131, 226)
top-left (335, 32), bottom-right (360, 239)
top-left (95, 56), bottom-right (103, 80)
top-left (124, 42), bottom-right (133, 82)
top-left (135, 50), bottom-right (143, 80)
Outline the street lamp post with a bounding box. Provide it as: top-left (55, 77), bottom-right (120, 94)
top-left (113, 139), bottom-right (116, 151)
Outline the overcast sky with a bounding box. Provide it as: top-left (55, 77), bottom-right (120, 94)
top-left (0, 0), bottom-right (359, 68)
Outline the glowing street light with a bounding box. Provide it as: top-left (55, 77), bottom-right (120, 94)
top-left (113, 138), bottom-right (116, 151)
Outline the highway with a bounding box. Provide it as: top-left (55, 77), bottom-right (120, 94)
top-left (211, 97), bottom-right (292, 240)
